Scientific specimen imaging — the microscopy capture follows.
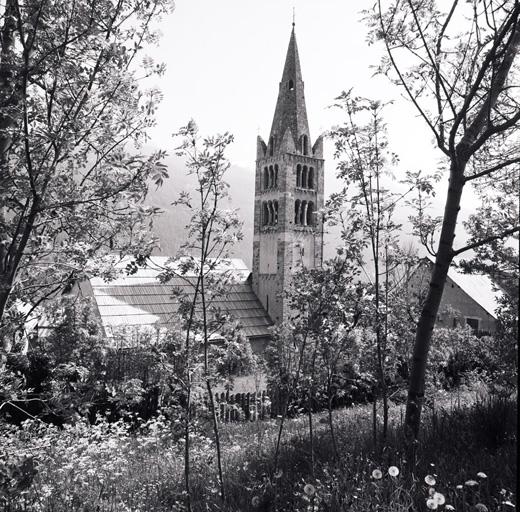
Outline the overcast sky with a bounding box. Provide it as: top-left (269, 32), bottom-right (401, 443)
top-left (146, 1), bottom-right (440, 174)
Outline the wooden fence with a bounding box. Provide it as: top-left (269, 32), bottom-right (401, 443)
top-left (209, 390), bottom-right (272, 422)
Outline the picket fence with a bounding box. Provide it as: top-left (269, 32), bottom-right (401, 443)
top-left (209, 390), bottom-right (272, 422)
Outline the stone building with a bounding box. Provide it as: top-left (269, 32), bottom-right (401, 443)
top-left (252, 24), bottom-right (325, 323)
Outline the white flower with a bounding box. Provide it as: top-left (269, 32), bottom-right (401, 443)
top-left (456, 485), bottom-right (463, 490)
top-left (251, 496), bottom-right (261, 507)
top-left (502, 501), bottom-right (515, 508)
top-left (465, 479), bottom-right (479, 487)
top-left (477, 472), bottom-right (488, 479)
top-left (304, 484), bottom-right (316, 497)
top-left (433, 492), bottom-right (445, 505)
top-left (426, 498), bottom-right (438, 509)
top-left (445, 506), bottom-right (455, 511)
top-left (474, 504), bottom-right (488, 512)
top-left (425, 475), bottom-right (436, 486)
top-left (388, 466), bottom-right (399, 477)
top-left (372, 469), bottom-right (383, 480)
top-left (273, 469), bottom-right (283, 479)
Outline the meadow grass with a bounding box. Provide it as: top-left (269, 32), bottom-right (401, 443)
top-left (1, 386), bottom-right (516, 511)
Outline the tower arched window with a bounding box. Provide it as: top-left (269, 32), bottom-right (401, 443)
top-left (262, 202), bottom-right (269, 226)
top-left (288, 80), bottom-right (294, 90)
top-left (300, 200), bottom-right (306, 226)
top-left (264, 167), bottom-right (269, 190)
top-left (296, 164), bottom-right (301, 187)
top-left (308, 167), bottom-right (314, 189)
top-left (301, 135), bottom-right (308, 155)
top-left (273, 200), bottom-right (279, 225)
top-left (274, 164), bottom-right (279, 188)
top-left (268, 201), bottom-right (274, 225)
top-left (301, 166), bottom-right (308, 189)
top-left (269, 136), bottom-right (274, 156)
top-left (307, 201), bottom-right (314, 226)
top-left (294, 200), bottom-right (300, 224)
top-left (269, 166), bottom-right (274, 188)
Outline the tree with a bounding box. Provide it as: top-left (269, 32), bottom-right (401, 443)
top-left (266, 251), bottom-right (365, 470)
top-left (328, 92), bottom-right (411, 442)
top-left (0, 0), bottom-right (173, 360)
top-left (154, 121), bottom-right (244, 509)
top-left (369, 0), bottom-right (520, 439)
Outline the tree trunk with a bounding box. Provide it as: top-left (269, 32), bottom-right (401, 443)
top-left (404, 163), bottom-right (465, 440)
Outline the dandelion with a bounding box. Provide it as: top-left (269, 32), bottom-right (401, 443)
top-left (426, 498), bottom-right (438, 509)
top-left (304, 483), bottom-right (316, 497)
top-left (465, 480), bottom-right (479, 487)
top-left (477, 472), bottom-right (487, 479)
top-left (388, 466), bottom-right (399, 477)
top-left (475, 504), bottom-right (488, 512)
top-left (433, 492), bottom-right (446, 506)
top-left (425, 475), bottom-right (436, 486)
top-left (456, 485), bottom-right (463, 490)
top-left (429, 487), bottom-right (437, 497)
top-left (251, 496), bottom-right (261, 507)
top-left (372, 469), bottom-right (383, 480)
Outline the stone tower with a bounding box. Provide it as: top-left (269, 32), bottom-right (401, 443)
top-left (252, 24), bottom-right (324, 324)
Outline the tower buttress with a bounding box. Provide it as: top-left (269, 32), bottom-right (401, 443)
top-left (252, 25), bottom-right (325, 324)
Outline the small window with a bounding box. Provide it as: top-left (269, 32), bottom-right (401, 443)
top-left (306, 201), bottom-right (314, 226)
top-left (301, 166), bottom-right (307, 188)
top-left (294, 199), bottom-right (300, 224)
top-left (274, 164), bottom-right (279, 187)
top-left (269, 136), bottom-right (274, 156)
top-left (296, 164), bottom-right (301, 187)
top-left (264, 167), bottom-right (269, 189)
top-left (308, 167), bottom-right (314, 189)
top-left (288, 80), bottom-right (294, 90)
top-left (301, 135), bottom-right (308, 155)
top-left (465, 317), bottom-right (480, 333)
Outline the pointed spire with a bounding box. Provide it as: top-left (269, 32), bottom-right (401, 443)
top-left (268, 25), bottom-right (310, 156)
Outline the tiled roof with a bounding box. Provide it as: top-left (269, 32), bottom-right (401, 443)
top-left (83, 257), bottom-right (273, 338)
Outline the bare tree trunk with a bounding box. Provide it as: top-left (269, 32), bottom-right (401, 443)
top-left (404, 165), bottom-right (464, 440)
top-left (404, 15), bottom-right (520, 441)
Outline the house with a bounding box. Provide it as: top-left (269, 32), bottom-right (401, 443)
top-left (407, 256), bottom-right (503, 335)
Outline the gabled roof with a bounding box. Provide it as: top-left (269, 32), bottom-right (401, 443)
top-left (423, 255), bottom-right (503, 319)
top-left (82, 257), bottom-right (273, 338)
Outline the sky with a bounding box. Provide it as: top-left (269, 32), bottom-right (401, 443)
top-left (146, 0), bottom-right (440, 173)
top-left (141, 1), bottom-right (476, 259)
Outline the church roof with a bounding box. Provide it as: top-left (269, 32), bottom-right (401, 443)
top-left (268, 26), bottom-right (310, 153)
top-left (81, 257), bottom-right (273, 338)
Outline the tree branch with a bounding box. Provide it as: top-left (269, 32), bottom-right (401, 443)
top-left (452, 226), bottom-right (520, 256)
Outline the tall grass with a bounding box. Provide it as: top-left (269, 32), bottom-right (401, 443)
top-left (1, 389), bottom-right (516, 511)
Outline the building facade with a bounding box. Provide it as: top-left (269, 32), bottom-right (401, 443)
top-left (252, 25), bottom-right (325, 324)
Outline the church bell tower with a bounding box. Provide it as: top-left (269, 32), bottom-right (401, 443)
top-left (252, 24), bottom-right (324, 324)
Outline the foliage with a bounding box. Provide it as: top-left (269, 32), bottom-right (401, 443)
top-left (0, 0), bottom-right (174, 347)
top-left (366, 0), bottom-right (520, 438)
top-left (0, 390), bottom-right (515, 511)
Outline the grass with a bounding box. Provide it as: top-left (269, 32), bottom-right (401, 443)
top-left (0, 386), bottom-right (516, 511)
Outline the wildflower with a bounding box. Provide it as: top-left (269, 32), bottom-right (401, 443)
top-left (304, 484), bottom-right (316, 497)
top-left (273, 469), bottom-right (283, 479)
top-left (465, 480), bottom-right (479, 487)
top-left (474, 504), bottom-right (488, 512)
top-left (477, 472), bottom-right (487, 479)
top-left (425, 475), bottom-right (436, 486)
top-left (251, 496), bottom-right (261, 507)
top-left (372, 469), bottom-right (383, 480)
top-left (388, 466), bottom-right (399, 477)
top-left (456, 485), bottom-right (463, 490)
top-left (446, 506), bottom-right (455, 511)
top-left (433, 492), bottom-right (446, 506)
top-left (426, 498), bottom-right (438, 509)
top-left (429, 487), bottom-right (436, 497)
top-left (502, 501), bottom-right (515, 507)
